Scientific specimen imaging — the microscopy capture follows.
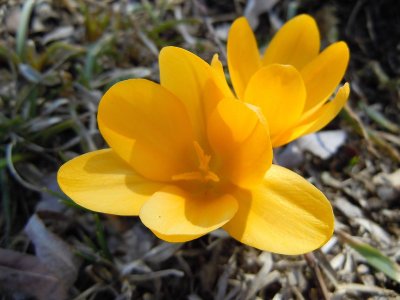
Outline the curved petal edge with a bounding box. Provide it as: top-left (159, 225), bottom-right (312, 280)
top-left (224, 165), bottom-right (334, 255)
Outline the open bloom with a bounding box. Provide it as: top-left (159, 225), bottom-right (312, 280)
top-left (58, 47), bottom-right (334, 255)
top-left (227, 14), bottom-right (350, 147)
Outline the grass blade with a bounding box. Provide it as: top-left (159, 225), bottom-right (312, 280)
top-left (337, 230), bottom-right (400, 282)
top-left (16, 0), bottom-right (36, 61)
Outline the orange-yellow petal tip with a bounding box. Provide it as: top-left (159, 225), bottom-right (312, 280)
top-left (228, 15), bottom-right (261, 99)
top-left (263, 13), bottom-right (320, 69)
top-left (334, 41), bottom-right (350, 61)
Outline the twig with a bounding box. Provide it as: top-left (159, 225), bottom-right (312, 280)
top-left (204, 17), bottom-right (227, 61)
top-left (304, 252), bottom-right (331, 300)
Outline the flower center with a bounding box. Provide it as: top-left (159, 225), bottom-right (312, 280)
top-left (172, 141), bottom-right (220, 183)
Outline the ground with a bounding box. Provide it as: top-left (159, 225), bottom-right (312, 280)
top-left (0, 0), bottom-right (399, 299)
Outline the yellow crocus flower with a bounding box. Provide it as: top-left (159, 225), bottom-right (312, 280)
top-left (227, 14), bottom-right (350, 147)
top-left (58, 47), bottom-right (333, 255)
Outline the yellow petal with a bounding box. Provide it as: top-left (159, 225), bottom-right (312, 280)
top-left (300, 82), bottom-right (350, 135)
top-left (263, 14), bottom-right (320, 69)
top-left (211, 54), bottom-right (235, 99)
top-left (98, 79), bottom-right (195, 182)
top-left (57, 149), bottom-right (163, 215)
top-left (207, 99), bottom-right (272, 188)
top-left (139, 185), bottom-right (238, 242)
top-left (244, 64), bottom-right (306, 138)
top-left (224, 165), bottom-right (334, 255)
top-left (274, 83), bottom-right (350, 146)
top-left (301, 41), bottom-right (350, 111)
top-left (159, 47), bottom-right (224, 147)
top-left (227, 17), bottom-right (262, 99)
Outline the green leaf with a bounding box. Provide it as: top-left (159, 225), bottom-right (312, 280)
top-left (82, 35), bottom-right (114, 86)
top-left (38, 42), bottom-right (85, 71)
top-left (16, 0), bottom-right (36, 61)
top-left (338, 230), bottom-right (400, 282)
top-left (352, 243), bottom-right (400, 282)
top-left (360, 102), bottom-right (400, 134)
top-left (94, 214), bottom-right (112, 261)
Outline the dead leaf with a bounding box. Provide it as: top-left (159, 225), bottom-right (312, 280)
top-left (373, 169), bottom-right (400, 190)
top-left (275, 130), bottom-right (347, 168)
top-left (42, 26), bottom-right (74, 44)
top-left (0, 248), bottom-right (67, 300)
top-left (334, 197), bottom-right (364, 218)
top-left (214, 23), bottom-right (231, 42)
top-left (5, 7), bottom-right (21, 33)
top-left (274, 142), bottom-right (304, 169)
top-left (142, 242), bottom-right (183, 265)
top-left (353, 218), bottom-right (392, 246)
top-left (244, 0), bottom-right (279, 28)
top-left (24, 214), bottom-right (82, 288)
top-left (297, 130), bottom-right (347, 159)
